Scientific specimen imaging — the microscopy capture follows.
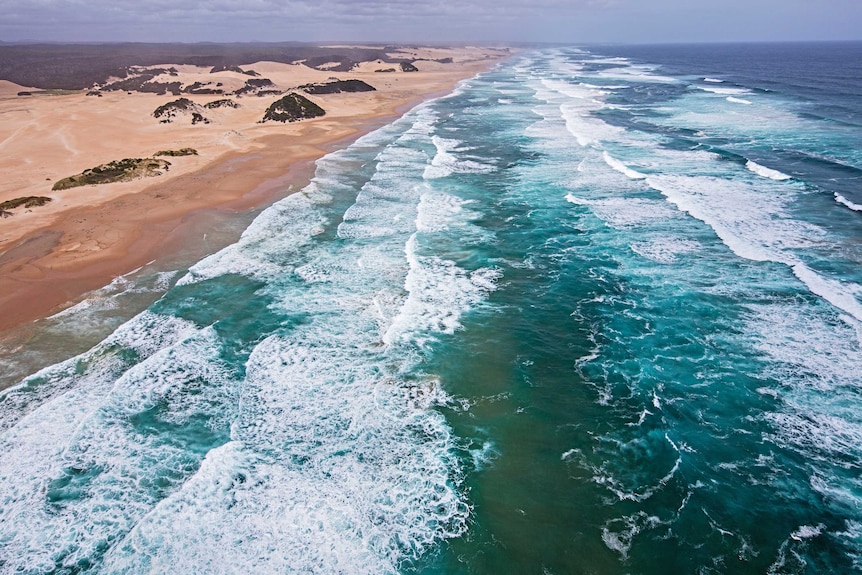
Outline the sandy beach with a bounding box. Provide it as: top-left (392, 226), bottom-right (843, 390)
top-left (0, 46), bottom-right (508, 333)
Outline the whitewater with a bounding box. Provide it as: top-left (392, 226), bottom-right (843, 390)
top-left (2, 43), bottom-right (862, 574)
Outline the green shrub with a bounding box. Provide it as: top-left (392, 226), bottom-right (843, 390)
top-left (203, 99), bottom-right (240, 109)
top-left (261, 93), bottom-right (325, 123)
top-left (153, 148), bottom-right (198, 157)
top-left (153, 97), bottom-right (194, 119)
top-left (0, 196), bottom-right (52, 211)
top-left (52, 158), bottom-right (171, 190)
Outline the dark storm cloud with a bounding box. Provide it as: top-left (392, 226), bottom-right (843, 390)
top-left (0, 0), bottom-right (859, 43)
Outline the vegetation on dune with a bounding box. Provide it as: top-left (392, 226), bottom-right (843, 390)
top-left (184, 81), bottom-right (224, 95)
top-left (101, 67), bottom-right (182, 95)
top-left (203, 98), bottom-right (240, 109)
top-left (209, 65), bottom-right (260, 76)
top-left (261, 93), bottom-right (325, 123)
top-left (299, 79), bottom-right (376, 94)
top-left (0, 196), bottom-right (52, 218)
top-left (154, 97), bottom-right (194, 117)
top-left (49, 147), bottom-right (200, 193)
top-left (210, 64), bottom-right (243, 74)
top-left (153, 98), bottom-right (210, 124)
top-left (302, 55), bottom-right (359, 72)
top-left (247, 79), bottom-right (274, 87)
top-left (153, 148), bottom-right (198, 157)
top-left (52, 158), bottom-right (171, 191)
top-left (411, 57), bottom-right (454, 64)
top-left (400, 62), bottom-right (419, 72)
top-left (235, 78), bottom-right (276, 96)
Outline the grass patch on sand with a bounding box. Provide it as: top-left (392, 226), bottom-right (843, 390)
top-left (153, 148), bottom-right (198, 157)
top-left (204, 99), bottom-right (240, 109)
top-left (0, 196), bottom-right (52, 218)
top-left (299, 79), bottom-right (375, 94)
top-left (52, 158), bottom-right (171, 191)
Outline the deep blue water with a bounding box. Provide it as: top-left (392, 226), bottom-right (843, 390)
top-left (1, 43), bottom-right (861, 574)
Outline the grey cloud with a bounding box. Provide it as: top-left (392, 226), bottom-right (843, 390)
top-left (0, 0), bottom-right (859, 43)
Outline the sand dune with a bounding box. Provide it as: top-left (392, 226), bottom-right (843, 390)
top-left (0, 46), bottom-right (510, 331)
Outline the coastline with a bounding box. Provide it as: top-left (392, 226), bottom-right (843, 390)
top-left (0, 49), bottom-right (507, 338)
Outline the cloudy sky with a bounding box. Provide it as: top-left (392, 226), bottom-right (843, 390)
top-left (1, 0), bottom-right (860, 44)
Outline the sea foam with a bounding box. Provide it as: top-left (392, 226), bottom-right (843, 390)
top-left (647, 173), bottom-right (862, 321)
top-left (0, 318), bottom-right (223, 574)
top-left (0, 99), bottom-right (497, 573)
top-left (599, 65), bottom-right (677, 84)
top-left (726, 96), bottom-right (753, 105)
top-left (835, 192), bottom-right (862, 211)
top-left (424, 135), bottom-right (495, 179)
top-left (700, 85), bottom-right (750, 95)
top-left (745, 160), bottom-right (791, 180)
top-left (602, 151), bottom-right (647, 179)
top-left (566, 194), bottom-right (678, 229)
top-left (630, 236), bottom-right (700, 264)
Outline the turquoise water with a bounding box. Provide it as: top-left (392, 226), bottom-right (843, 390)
top-left (2, 44), bottom-right (862, 574)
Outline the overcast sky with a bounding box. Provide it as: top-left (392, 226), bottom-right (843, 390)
top-left (1, 0), bottom-right (860, 44)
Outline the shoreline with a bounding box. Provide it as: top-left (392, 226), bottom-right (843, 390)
top-left (0, 50), bottom-right (507, 339)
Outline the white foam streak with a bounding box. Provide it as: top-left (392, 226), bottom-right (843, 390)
top-left (177, 183), bottom-right (331, 286)
top-left (791, 263), bottom-right (862, 321)
top-left (100, 326), bottom-right (468, 574)
top-left (648, 175), bottom-right (787, 260)
top-left (579, 82), bottom-right (629, 90)
top-left (566, 194), bottom-right (678, 229)
top-left (746, 160), bottom-right (791, 180)
top-left (601, 512), bottom-right (664, 560)
top-left (541, 78), bottom-right (609, 101)
top-left (630, 237), bottom-right (700, 264)
top-left (727, 96), bottom-right (753, 105)
top-left (532, 79), bottom-right (642, 150)
top-left (48, 269), bottom-right (176, 320)
top-left (561, 104), bottom-right (625, 147)
top-left (424, 135), bottom-right (495, 179)
top-left (700, 85), bottom-right (750, 95)
top-left (0, 316), bottom-right (220, 574)
top-left (178, 108), bottom-right (438, 286)
top-left (0, 312), bottom-right (199, 432)
top-left (383, 234), bottom-right (499, 348)
top-left (747, 305), bottom-right (862, 534)
top-left (599, 66), bottom-right (677, 84)
top-left (791, 524), bottom-right (827, 541)
top-left (602, 151), bottom-right (647, 179)
top-left (588, 57), bottom-right (630, 65)
top-left (835, 193), bottom-right (862, 211)
top-left (648, 174), bottom-right (862, 321)
top-left (416, 191), bottom-right (469, 233)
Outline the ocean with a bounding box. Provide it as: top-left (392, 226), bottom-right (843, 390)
top-left (2, 42), bottom-right (862, 574)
